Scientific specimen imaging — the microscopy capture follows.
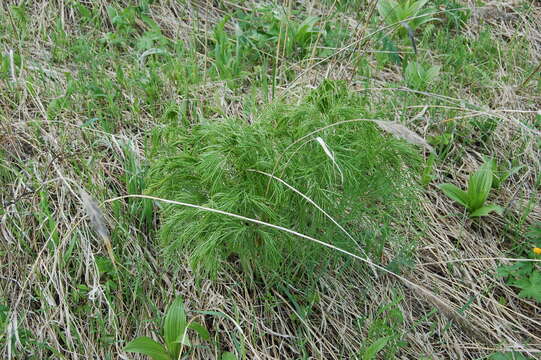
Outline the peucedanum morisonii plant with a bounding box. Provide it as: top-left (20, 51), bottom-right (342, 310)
top-left (146, 83), bottom-right (423, 280)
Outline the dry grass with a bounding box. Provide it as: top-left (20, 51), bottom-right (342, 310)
top-left (1, 0), bottom-right (540, 359)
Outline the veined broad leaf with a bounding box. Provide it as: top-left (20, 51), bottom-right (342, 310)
top-left (467, 162), bottom-right (493, 210)
top-left (164, 297), bottom-right (187, 357)
top-left (124, 336), bottom-right (171, 360)
top-left (470, 204), bottom-right (504, 217)
top-left (438, 183), bottom-right (469, 208)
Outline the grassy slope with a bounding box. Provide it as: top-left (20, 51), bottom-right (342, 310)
top-left (1, 0), bottom-right (540, 359)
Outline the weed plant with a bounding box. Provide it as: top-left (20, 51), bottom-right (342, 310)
top-left (125, 297), bottom-right (235, 360)
top-left (146, 83), bottom-right (422, 281)
top-left (438, 159), bottom-right (503, 217)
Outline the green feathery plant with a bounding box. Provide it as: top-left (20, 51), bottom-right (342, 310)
top-left (438, 159), bottom-right (504, 217)
top-left (146, 83), bottom-right (422, 280)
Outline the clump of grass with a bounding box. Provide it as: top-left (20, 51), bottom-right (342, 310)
top-left (146, 85), bottom-right (422, 280)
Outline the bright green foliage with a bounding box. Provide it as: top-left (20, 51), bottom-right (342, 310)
top-left (125, 337), bottom-right (170, 360)
top-left (123, 143), bottom-right (154, 229)
top-left (404, 61), bottom-right (441, 90)
top-left (0, 301), bottom-right (7, 342)
top-left (498, 262), bottom-right (541, 304)
top-left (497, 222), bottom-right (541, 304)
top-left (433, 0), bottom-right (471, 30)
top-left (237, 6), bottom-right (321, 59)
top-left (361, 337), bottom-right (391, 360)
top-left (485, 157), bottom-right (524, 189)
top-left (438, 160), bottom-right (503, 217)
top-left (377, 0), bottom-right (437, 52)
top-left (513, 271), bottom-right (541, 302)
top-left (377, 0), bottom-right (436, 30)
top-left (124, 297), bottom-right (217, 360)
top-left (357, 296), bottom-right (408, 359)
top-left (527, 222), bottom-right (541, 244)
top-left (211, 17), bottom-right (246, 81)
top-left (146, 88), bottom-right (422, 279)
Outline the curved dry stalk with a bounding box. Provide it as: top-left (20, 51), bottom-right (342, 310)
top-left (250, 169), bottom-right (377, 277)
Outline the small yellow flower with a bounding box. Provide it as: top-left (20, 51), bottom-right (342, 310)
top-left (534, 247), bottom-right (541, 255)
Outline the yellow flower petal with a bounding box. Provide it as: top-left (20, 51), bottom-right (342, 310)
top-left (533, 247), bottom-right (541, 255)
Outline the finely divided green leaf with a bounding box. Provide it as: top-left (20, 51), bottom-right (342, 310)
top-left (489, 351), bottom-right (528, 360)
top-left (124, 336), bottom-right (171, 360)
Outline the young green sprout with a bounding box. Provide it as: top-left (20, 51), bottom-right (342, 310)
top-left (124, 297), bottom-right (233, 360)
top-left (438, 159), bottom-right (504, 217)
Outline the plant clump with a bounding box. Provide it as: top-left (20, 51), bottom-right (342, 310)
top-left (146, 84), bottom-right (423, 281)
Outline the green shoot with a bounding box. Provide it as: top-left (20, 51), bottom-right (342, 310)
top-left (438, 160), bottom-right (504, 217)
top-left (377, 0), bottom-right (437, 54)
top-left (404, 61), bottom-right (441, 90)
top-left (124, 297), bottom-right (213, 360)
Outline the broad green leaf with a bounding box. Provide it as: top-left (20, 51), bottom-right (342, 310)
top-left (124, 336), bottom-right (171, 360)
top-left (515, 271), bottom-right (541, 302)
top-left (410, 0), bottom-right (430, 14)
top-left (221, 351), bottom-right (237, 360)
top-left (470, 204), bottom-right (504, 217)
top-left (414, 8), bottom-right (438, 27)
top-left (362, 336), bottom-right (391, 360)
top-left (377, 0), bottom-right (399, 24)
top-left (188, 321), bottom-right (211, 341)
top-left (164, 297), bottom-right (187, 358)
top-left (467, 162), bottom-right (493, 210)
top-left (438, 183), bottom-right (469, 208)
top-left (497, 262), bottom-right (532, 279)
top-left (426, 65), bottom-right (441, 82)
